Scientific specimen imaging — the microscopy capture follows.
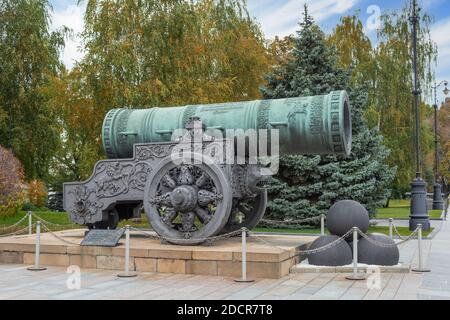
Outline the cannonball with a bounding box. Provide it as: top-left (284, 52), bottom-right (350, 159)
top-left (356, 233), bottom-right (399, 266)
top-left (308, 235), bottom-right (353, 267)
top-left (327, 200), bottom-right (370, 237)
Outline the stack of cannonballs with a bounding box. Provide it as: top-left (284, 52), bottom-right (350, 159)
top-left (308, 200), bottom-right (400, 267)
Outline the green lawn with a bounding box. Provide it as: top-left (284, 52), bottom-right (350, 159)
top-left (255, 226), bottom-right (433, 237)
top-left (0, 211), bottom-right (72, 227)
top-left (0, 211), bottom-right (76, 235)
top-left (376, 205), bottom-right (443, 220)
top-left (0, 209), bottom-right (435, 238)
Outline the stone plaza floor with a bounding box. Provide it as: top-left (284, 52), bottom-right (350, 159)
top-left (0, 207), bottom-right (449, 300)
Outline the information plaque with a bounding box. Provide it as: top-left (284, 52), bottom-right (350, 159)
top-left (81, 229), bottom-right (125, 247)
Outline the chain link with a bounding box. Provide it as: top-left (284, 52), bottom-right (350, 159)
top-left (0, 224), bottom-right (36, 238)
top-left (357, 228), bottom-right (418, 248)
top-left (41, 223), bottom-right (83, 246)
top-left (31, 212), bottom-right (78, 228)
top-left (392, 223), bottom-right (408, 240)
top-left (260, 215), bottom-right (322, 227)
top-left (0, 213), bottom-right (29, 231)
top-left (296, 229), bottom-right (353, 255)
top-left (248, 229), bottom-right (353, 256)
top-left (129, 227), bottom-right (242, 244)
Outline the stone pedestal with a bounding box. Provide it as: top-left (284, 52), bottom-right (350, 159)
top-left (432, 182), bottom-right (444, 211)
top-left (409, 177), bottom-right (430, 231)
top-left (0, 229), bottom-right (313, 279)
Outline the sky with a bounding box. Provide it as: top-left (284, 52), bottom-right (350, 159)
top-left (49, 0), bottom-right (450, 104)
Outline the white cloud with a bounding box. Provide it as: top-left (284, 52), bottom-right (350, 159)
top-left (249, 0), bottom-right (359, 38)
top-left (51, 4), bottom-right (85, 69)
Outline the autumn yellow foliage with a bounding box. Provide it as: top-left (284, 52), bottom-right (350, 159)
top-left (27, 180), bottom-right (48, 208)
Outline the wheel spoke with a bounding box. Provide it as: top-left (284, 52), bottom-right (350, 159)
top-left (162, 210), bottom-right (178, 226)
top-left (180, 212), bottom-right (196, 232)
top-left (195, 207), bottom-right (212, 224)
top-left (198, 190), bottom-right (223, 207)
top-left (149, 192), bottom-right (173, 206)
top-left (195, 172), bottom-right (208, 188)
top-left (178, 166), bottom-right (194, 185)
top-left (162, 174), bottom-right (177, 189)
top-left (238, 203), bottom-right (252, 215)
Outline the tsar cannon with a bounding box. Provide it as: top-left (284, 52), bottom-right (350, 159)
top-left (63, 91), bottom-right (352, 245)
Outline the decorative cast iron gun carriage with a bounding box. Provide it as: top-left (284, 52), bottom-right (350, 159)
top-left (63, 91), bottom-right (352, 245)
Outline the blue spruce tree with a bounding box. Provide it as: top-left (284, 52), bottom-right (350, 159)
top-left (260, 6), bottom-right (396, 227)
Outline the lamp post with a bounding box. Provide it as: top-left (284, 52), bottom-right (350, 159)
top-left (431, 81), bottom-right (448, 210)
top-left (409, 0), bottom-right (430, 232)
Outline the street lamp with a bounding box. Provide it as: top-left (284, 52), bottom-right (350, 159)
top-left (409, 0), bottom-right (430, 231)
top-left (430, 80), bottom-right (448, 210)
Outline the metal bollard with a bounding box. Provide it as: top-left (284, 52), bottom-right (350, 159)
top-left (412, 224), bottom-right (431, 273)
top-left (235, 228), bottom-right (254, 283)
top-left (346, 227), bottom-right (367, 280)
top-left (28, 211), bottom-right (33, 235)
top-left (321, 214), bottom-right (325, 236)
top-left (118, 225), bottom-right (137, 278)
top-left (389, 218), bottom-right (393, 239)
top-left (27, 221), bottom-right (47, 271)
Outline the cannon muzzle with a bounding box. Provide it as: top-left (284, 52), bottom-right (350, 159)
top-left (103, 91), bottom-right (352, 159)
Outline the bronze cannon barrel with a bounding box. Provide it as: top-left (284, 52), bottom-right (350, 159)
top-left (102, 91), bottom-right (352, 159)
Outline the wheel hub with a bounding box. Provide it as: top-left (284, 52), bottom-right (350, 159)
top-left (170, 185), bottom-right (198, 212)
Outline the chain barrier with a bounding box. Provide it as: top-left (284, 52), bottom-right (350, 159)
top-left (248, 229), bottom-right (353, 256)
top-left (0, 224), bottom-right (36, 238)
top-left (357, 227), bottom-right (418, 248)
top-left (41, 223), bottom-right (83, 246)
top-left (130, 227), bottom-right (243, 245)
top-left (249, 224), bottom-right (421, 258)
top-left (260, 215), bottom-right (322, 227)
top-left (0, 213), bottom-right (29, 231)
top-left (30, 212), bottom-right (79, 229)
top-left (392, 223), bottom-right (409, 240)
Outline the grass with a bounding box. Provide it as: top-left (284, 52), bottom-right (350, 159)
top-left (0, 211), bottom-right (76, 235)
top-left (376, 201), bottom-right (443, 220)
top-left (254, 226), bottom-right (433, 237)
top-left (1, 204), bottom-right (438, 238)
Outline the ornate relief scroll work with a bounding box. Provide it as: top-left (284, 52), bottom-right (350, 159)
top-left (69, 185), bottom-right (104, 223)
top-left (94, 161), bottom-right (153, 198)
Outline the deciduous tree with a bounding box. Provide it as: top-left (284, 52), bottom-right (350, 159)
top-left (0, 0), bottom-right (66, 181)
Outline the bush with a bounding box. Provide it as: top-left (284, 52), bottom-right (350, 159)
top-left (28, 180), bottom-right (48, 208)
top-left (0, 146), bottom-right (25, 217)
top-left (22, 202), bottom-right (41, 212)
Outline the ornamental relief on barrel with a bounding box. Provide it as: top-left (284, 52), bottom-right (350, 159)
top-left (309, 96), bottom-right (325, 134)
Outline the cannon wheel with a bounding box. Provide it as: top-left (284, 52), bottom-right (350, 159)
top-left (221, 191), bottom-right (268, 234)
top-left (87, 209), bottom-right (119, 230)
top-left (144, 155), bottom-right (233, 245)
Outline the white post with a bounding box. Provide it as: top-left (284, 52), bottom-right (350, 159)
top-left (418, 224), bottom-right (423, 270)
top-left (389, 218), bottom-right (393, 239)
top-left (27, 221), bottom-right (46, 271)
top-left (118, 225), bottom-right (137, 278)
top-left (235, 228), bottom-right (254, 283)
top-left (28, 211), bottom-right (32, 235)
top-left (346, 227), bottom-right (366, 280)
top-left (321, 214), bottom-right (325, 236)
top-left (352, 227), bottom-right (358, 275)
top-left (412, 224), bottom-right (431, 273)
